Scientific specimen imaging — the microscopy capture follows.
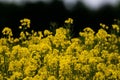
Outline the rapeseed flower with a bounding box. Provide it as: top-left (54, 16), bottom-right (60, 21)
top-left (93, 71), bottom-right (105, 80)
top-left (23, 77), bottom-right (32, 80)
top-left (44, 29), bottom-right (52, 36)
top-left (2, 27), bottom-right (13, 37)
top-left (0, 46), bottom-right (3, 53)
top-left (100, 23), bottom-right (109, 29)
top-left (112, 24), bottom-right (119, 33)
top-left (24, 65), bottom-right (37, 77)
top-left (97, 63), bottom-right (106, 71)
top-left (0, 74), bottom-right (3, 80)
top-left (19, 31), bottom-right (26, 40)
top-left (13, 38), bottom-right (19, 43)
top-left (88, 57), bottom-right (97, 64)
top-left (65, 18), bottom-right (73, 24)
top-left (44, 53), bottom-right (58, 70)
top-left (79, 27), bottom-right (95, 45)
top-left (59, 55), bottom-right (72, 76)
top-left (19, 18), bottom-right (31, 29)
top-left (48, 76), bottom-right (57, 80)
top-left (78, 54), bottom-right (88, 64)
top-left (9, 72), bottom-right (23, 80)
top-left (96, 28), bottom-right (108, 41)
top-left (74, 63), bottom-right (82, 71)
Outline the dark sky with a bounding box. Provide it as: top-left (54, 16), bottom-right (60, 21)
top-left (0, 1), bottom-right (120, 37)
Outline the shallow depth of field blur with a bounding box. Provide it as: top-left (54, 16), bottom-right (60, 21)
top-left (0, 18), bottom-right (120, 80)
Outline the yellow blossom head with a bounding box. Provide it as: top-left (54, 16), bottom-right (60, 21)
top-left (44, 29), bottom-right (52, 36)
top-left (112, 24), bottom-right (119, 33)
top-left (19, 18), bottom-right (31, 29)
top-left (2, 27), bottom-right (13, 37)
top-left (65, 18), bottom-right (73, 24)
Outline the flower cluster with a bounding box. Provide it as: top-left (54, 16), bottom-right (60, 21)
top-left (0, 18), bottom-right (120, 80)
top-left (19, 18), bottom-right (31, 30)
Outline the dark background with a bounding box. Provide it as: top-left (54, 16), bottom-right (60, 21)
top-left (0, 1), bottom-right (120, 37)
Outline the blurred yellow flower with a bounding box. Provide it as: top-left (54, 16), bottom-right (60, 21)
top-left (13, 38), bottom-right (19, 43)
top-left (44, 29), bottom-right (52, 36)
top-left (93, 72), bottom-right (105, 80)
top-left (88, 57), bottom-right (97, 64)
top-left (65, 18), bottom-right (73, 24)
top-left (2, 27), bottom-right (13, 36)
top-left (48, 76), bottom-right (57, 80)
top-left (19, 18), bottom-right (31, 29)
top-left (96, 28), bottom-right (108, 40)
top-left (112, 24), bottom-right (119, 32)
top-left (100, 23), bottom-right (109, 29)
top-left (9, 72), bottom-right (23, 80)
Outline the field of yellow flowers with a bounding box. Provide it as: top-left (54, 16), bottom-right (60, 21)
top-left (0, 18), bottom-right (120, 80)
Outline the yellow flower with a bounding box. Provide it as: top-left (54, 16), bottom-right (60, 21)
top-left (81, 65), bottom-right (90, 74)
top-left (21, 22), bottom-right (27, 26)
top-left (104, 68), bottom-right (113, 77)
top-left (74, 63), bottom-right (82, 71)
top-left (38, 66), bottom-right (48, 79)
top-left (88, 57), bottom-right (97, 64)
top-left (24, 65), bottom-right (37, 77)
top-left (38, 31), bottom-right (43, 38)
top-left (78, 54), bottom-right (87, 64)
top-left (112, 24), bottom-right (119, 30)
top-left (23, 76), bottom-right (32, 80)
top-left (93, 72), bottom-right (105, 80)
top-left (59, 55), bottom-right (72, 75)
top-left (0, 47), bottom-right (3, 53)
top-left (25, 31), bottom-right (30, 36)
top-left (106, 26), bottom-right (109, 29)
top-left (107, 52), bottom-right (119, 64)
top-left (90, 49), bottom-right (99, 56)
top-left (79, 27), bottom-right (95, 45)
top-left (100, 23), bottom-right (109, 29)
top-left (97, 63), bottom-right (106, 71)
top-left (19, 18), bottom-right (31, 29)
top-left (0, 74), bottom-right (3, 80)
top-left (96, 28), bottom-right (108, 40)
top-left (44, 29), bottom-right (52, 36)
top-left (44, 53), bottom-right (58, 68)
top-left (48, 76), bottom-right (57, 80)
top-left (18, 47), bottom-right (30, 58)
top-left (19, 26), bottom-right (22, 29)
top-left (13, 38), bottom-right (19, 43)
top-left (32, 75), bottom-right (41, 80)
top-left (20, 31), bottom-right (26, 39)
top-left (108, 34), bottom-right (118, 44)
top-left (8, 60), bottom-right (23, 72)
top-left (9, 72), bottom-right (23, 80)
top-left (65, 18), bottom-right (73, 24)
top-left (2, 27), bottom-right (13, 36)
top-left (100, 23), bottom-right (105, 28)
top-left (71, 38), bottom-right (81, 45)
top-left (55, 27), bottom-right (68, 35)
top-left (0, 56), bottom-right (4, 64)
top-left (83, 27), bottom-right (95, 34)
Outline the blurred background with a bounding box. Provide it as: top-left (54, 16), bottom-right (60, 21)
top-left (0, 0), bottom-right (120, 37)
